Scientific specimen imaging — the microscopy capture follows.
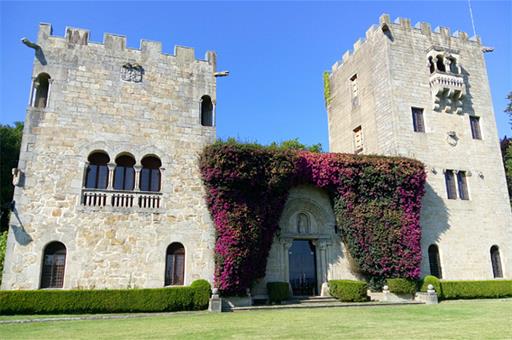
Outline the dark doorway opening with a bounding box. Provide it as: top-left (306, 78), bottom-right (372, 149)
top-left (288, 239), bottom-right (317, 296)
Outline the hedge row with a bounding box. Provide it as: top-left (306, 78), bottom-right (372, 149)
top-left (440, 280), bottom-right (512, 300)
top-left (0, 279), bottom-right (211, 315)
top-left (386, 278), bottom-right (417, 295)
top-left (267, 282), bottom-right (290, 303)
top-left (329, 280), bottom-right (369, 302)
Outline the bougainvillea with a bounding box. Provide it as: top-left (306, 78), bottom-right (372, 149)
top-left (200, 140), bottom-right (426, 295)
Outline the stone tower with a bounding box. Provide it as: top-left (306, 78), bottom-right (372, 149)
top-left (326, 14), bottom-right (511, 279)
top-left (2, 24), bottom-right (217, 289)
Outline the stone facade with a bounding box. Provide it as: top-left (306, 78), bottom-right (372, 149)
top-left (327, 14), bottom-right (512, 280)
top-left (1, 24), bottom-right (217, 289)
top-left (3, 16), bottom-right (511, 294)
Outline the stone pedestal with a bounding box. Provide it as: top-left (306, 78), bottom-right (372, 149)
top-left (208, 288), bottom-right (223, 312)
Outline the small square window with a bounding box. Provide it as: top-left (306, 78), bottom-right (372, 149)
top-left (470, 116), bottom-right (482, 140)
top-left (412, 107), bottom-right (425, 133)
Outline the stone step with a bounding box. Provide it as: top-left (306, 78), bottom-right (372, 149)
top-left (291, 297), bottom-right (339, 304)
top-left (231, 300), bottom-right (423, 312)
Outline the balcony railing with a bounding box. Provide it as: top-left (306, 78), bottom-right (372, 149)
top-left (81, 189), bottom-right (162, 210)
top-left (429, 72), bottom-right (465, 100)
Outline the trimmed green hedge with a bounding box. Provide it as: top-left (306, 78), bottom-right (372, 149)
top-left (419, 275), bottom-right (442, 295)
top-left (0, 280), bottom-right (211, 315)
top-left (329, 280), bottom-right (369, 302)
top-left (440, 280), bottom-right (512, 300)
top-left (267, 282), bottom-right (290, 303)
top-left (386, 278), bottom-right (417, 295)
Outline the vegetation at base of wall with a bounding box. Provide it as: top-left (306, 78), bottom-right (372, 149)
top-left (328, 280), bottom-right (369, 302)
top-left (0, 231), bottom-right (6, 286)
top-left (500, 137), bottom-right (512, 207)
top-left (266, 282), bottom-right (290, 303)
top-left (200, 140), bottom-right (426, 295)
top-left (419, 275), bottom-right (442, 295)
top-left (0, 122), bottom-right (24, 232)
top-left (439, 280), bottom-right (512, 300)
top-left (386, 278), bottom-right (417, 295)
top-left (0, 280), bottom-right (211, 315)
top-left (323, 71), bottom-right (331, 107)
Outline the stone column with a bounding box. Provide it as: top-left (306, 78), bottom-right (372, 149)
top-left (280, 238), bottom-right (293, 282)
top-left (107, 163), bottom-right (116, 190)
top-left (134, 165), bottom-right (142, 191)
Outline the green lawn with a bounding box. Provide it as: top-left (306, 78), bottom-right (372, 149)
top-left (0, 300), bottom-right (511, 339)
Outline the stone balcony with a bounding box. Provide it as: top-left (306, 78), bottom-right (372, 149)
top-left (80, 188), bottom-right (163, 212)
top-left (429, 72), bottom-right (465, 113)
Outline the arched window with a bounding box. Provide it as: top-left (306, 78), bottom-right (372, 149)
top-left (31, 73), bottom-right (51, 108)
top-left (165, 243), bottom-right (185, 286)
top-left (113, 154), bottom-right (135, 190)
top-left (200, 95), bottom-right (213, 127)
top-left (447, 57), bottom-right (458, 74)
top-left (428, 244), bottom-right (442, 279)
top-left (85, 151), bottom-right (110, 189)
top-left (41, 241), bottom-right (66, 288)
top-left (490, 245), bottom-right (503, 278)
top-left (428, 56), bottom-right (435, 74)
top-left (436, 55), bottom-right (446, 72)
top-left (140, 156), bottom-right (161, 192)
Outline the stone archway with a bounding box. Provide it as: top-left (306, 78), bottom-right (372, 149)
top-left (253, 185), bottom-right (341, 297)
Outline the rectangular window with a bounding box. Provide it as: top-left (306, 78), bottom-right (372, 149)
top-left (470, 116), bottom-right (482, 140)
top-left (412, 107), bottom-right (425, 133)
top-left (353, 126), bottom-right (363, 154)
top-left (457, 171), bottom-right (469, 200)
top-left (445, 170), bottom-right (457, 199)
top-left (350, 74), bottom-right (359, 107)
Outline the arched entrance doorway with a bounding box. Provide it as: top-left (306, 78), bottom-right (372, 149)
top-left (289, 239), bottom-right (317, 296)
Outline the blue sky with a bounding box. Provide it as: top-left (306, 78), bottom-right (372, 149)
top-left (1, 1), bottom-right (511, 150)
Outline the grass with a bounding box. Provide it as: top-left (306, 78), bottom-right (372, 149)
top-left (0, 299), bottom-right (511, 339)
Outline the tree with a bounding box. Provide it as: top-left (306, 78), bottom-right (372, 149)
top-left (0, 122), bottom-right (24, 232)
top-left (269, 138), bottom-right (322, 153)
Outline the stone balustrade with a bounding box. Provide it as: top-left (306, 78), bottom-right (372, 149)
top-left (81, 188), bottom-right (162, 210)
top-left (429, 71), bottom-right (465, 100)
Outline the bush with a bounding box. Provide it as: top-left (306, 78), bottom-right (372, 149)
top-left (267, 282), bottom-right (290, 303)
top-left (386, 278), bottom-right (417, 295)
top-left (419, 275), bottom-right (442, 296)
top-left (329, 280), bottom-right (369, 302)
top-left (0, 279), bottom-right (211, 315)
top-left (440, 280), bottom-right (512, 300)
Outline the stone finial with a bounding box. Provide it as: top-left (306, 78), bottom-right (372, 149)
top-left (353, 39), bottom-right (363, 52)
top-left (427, 284), bottom-right (435, 293)
top-left (141, 40), bottom-right (162, 56)
top-left (453, 31), bottom-right (469, 42)
top-left (65, 27), bottom-right (89, 45)
top-left (206, 51), bottom-right (217, 72)
top-left (379, 13), bottom-right (391, 25)
top-left (103, 33), bottom-right (126, 50)
top-left (383, 285), bottom-right (389, 293)
top-left (38, 23), bottom-right (53, 43)
top-left (175, 46), bottom-right (195, 64)
top-left (342, 51), bottom-right (351, 63)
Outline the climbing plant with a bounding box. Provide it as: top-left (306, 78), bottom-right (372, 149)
top-left (323, 71), bottom-right (331, 107)
top-left (200, 140), bottom-right (426, 295)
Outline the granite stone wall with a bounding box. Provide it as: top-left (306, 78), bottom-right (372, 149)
top-left (1, 24), bottom-right (217, 289)
top-left (327, 14), bottom-right (512, 280)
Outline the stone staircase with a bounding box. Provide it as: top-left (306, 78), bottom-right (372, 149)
top-left (230, 296), bottom-right (422, 311)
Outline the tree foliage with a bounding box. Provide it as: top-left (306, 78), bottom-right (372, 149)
top-left (0, 122), bottom-right (23, 232)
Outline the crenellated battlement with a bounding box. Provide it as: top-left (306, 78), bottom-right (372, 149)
top-left (36, 23), bottom-right (216, 66)
top-left (330, 14), bottom-right (481, 74)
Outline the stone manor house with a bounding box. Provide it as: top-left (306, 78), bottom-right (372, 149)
top-left (2, 15), bottom-right (511, 296)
